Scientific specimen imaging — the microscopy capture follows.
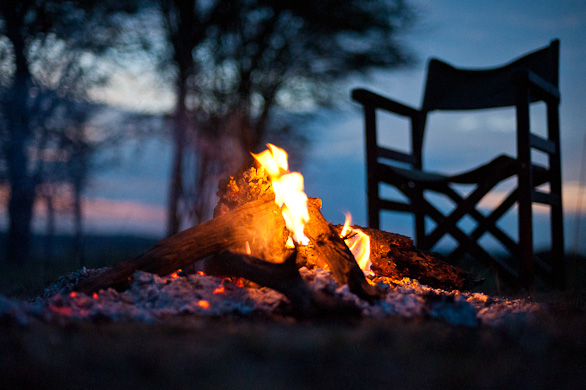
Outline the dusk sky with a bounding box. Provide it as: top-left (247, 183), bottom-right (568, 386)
top-left (13, 1), bottom-right (586, 255)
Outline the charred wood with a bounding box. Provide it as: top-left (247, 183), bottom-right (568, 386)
top-left (339, 227), bottom-right (481, 291)
top-left (205, 250), bottom-right (361, 318)
top-left (305, 198), bottom-right (381, 302)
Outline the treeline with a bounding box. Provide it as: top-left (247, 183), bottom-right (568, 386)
top-left (0, 0), bottom-right (416, 264)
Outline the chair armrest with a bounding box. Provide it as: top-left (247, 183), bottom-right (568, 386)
top-left (513, 70), bottom-right (560, 103)
top-left (351, 88), bottom-right (420, 118)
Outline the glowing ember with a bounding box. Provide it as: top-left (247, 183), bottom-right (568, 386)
top-left (213, 285), bottom-right (226, 294)
top-left (340, 213), bottom-right (372, 275)
top-left (69, 292), bottom-right (78, 298)
top-left (197, 300), bottom-right (210, 309)
top-left (170, 269), bottom-right (182, 279)
top-left (252, 144), bottom-right (310, 245)
top-left (197, 271), bottom-right (206, 276)
top-left (92, 293), bottom-right (99, 300)
top-left (49, 304), bottom-right (74, 316)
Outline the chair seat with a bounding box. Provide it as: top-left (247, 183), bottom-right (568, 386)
top-left (379, 154), bottom-right (549, 187)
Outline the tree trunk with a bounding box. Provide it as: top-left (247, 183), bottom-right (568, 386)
top-left (43, 190), bottom-right (55, 262)
top-left (3, 4), bottom-right (35, 264)
top-left (72, 181), bottom-right (84, 266)
top-left (166, 77), bottom-right (188, 236)
top-left (6, 178), bottom-right (35, 264)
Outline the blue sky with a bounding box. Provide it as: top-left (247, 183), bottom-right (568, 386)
top-left (18, 1), bottom-right (586, 255)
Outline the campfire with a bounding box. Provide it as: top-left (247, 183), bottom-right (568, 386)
top-left (0, 145), bottom-right (542, 327)
top-left (72, 144), bottom-right (475, 312)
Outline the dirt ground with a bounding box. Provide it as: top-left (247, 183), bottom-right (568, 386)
top-left (2, 312), bottom-right (586, 390)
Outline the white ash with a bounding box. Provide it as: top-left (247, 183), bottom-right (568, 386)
top-left (0, 267), bottom-right (540, 327)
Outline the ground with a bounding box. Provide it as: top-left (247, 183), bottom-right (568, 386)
top-left (2, 313), bottom-right (586, 389)
top-left (1, 240), bottom-right (586, 389)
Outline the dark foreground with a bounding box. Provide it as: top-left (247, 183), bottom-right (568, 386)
top-left (2, 313), bottom-right (586, 390)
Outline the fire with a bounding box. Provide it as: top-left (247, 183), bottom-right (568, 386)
top-left (252, 144), bottom-right (372, 276)
top-left (340, 213), bottom-right (372, 275)
top-left (252, 144), bottom-right (310, 245)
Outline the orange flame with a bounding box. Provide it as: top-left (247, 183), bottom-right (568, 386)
top-left (252, 144), bottom-right (310, 245)
top-left (340, 213), bottom-right (372, 275)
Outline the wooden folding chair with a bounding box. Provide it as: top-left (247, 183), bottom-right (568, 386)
top-left (352, 39), bottom-right (564, 289)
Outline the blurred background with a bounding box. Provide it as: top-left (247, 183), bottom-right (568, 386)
top-left (1, 0), bottom-right (585, 295)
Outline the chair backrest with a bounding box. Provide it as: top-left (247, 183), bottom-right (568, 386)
top-left (422, 39), bottom-right (559, 111)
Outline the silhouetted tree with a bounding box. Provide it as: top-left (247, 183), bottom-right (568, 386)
top-left (0, 1), bottom-right (139, 263)
top-left (157, 0), bottom-right (416, 234)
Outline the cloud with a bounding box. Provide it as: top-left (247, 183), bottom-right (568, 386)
top-left (82, 197), bottom-right (166, 224)
top-left (0, 192), bottom-right (167, 237)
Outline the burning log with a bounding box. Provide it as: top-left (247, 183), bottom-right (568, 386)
top-left (305, 198), bottom-right (380, 302)
top-left (75, 194), bottom-right (378, 302)
top-left (75, 197), bottom-right (287, 294)
top-left (214, 154), bottom-right (380, 302)
top-left (343, 227), bottom-right (480, 291)
top-left (74, 193), bottom-right (372, 316)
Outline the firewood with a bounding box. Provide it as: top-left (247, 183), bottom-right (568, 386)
top-left (305, 198), bottom-right (381, 302)
top-left (74, 191), bottom-right (378, 305)
top-left (215, 166), bottom-right (381, 301)
top-left (355, 227), bottom-right (480, 290)
top-left (205, 250), bottom-right (361, 318)
top-left (75, 197), bottom-right (288, 294)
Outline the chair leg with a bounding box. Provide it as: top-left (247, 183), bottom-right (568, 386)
top-left (367, 193), bottom-right (380, 230)
top-left (516, 84), bottom-right (534, 290)
top-left (364, 106), bottom-right (380, 230)
top-left (449, 188), bottom-right (519, 260)
top-left (551, 201), bottom-right (565, 287)
top-left (424, 182), bottom-right (495, 249)
top-left (419, 193), bottom-right (519, 283)
top-left (548, 103), bottom-right (565, 287)
top-left (413, 188), bottom-right (426, 249)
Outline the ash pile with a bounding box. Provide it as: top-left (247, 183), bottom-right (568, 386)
top-left (0, 266), bottom-right (540, 328)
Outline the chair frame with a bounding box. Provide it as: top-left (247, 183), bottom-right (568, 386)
top-left (352, 40), bottom-right (564, 289)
